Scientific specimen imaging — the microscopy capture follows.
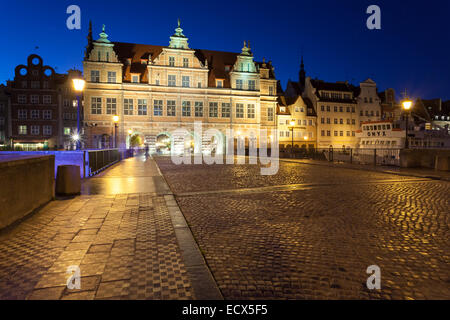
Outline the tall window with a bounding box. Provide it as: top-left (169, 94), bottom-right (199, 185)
top-left (154, 100), bottom-right (163, 116)
top-left (222, 103), bottom-right (231, 118)
top-left (31, 125), bottom-right (39, 135)
top-left (43, 110), bottom-right (52, 120)
top-left (209, 102), bottom-right (218, 118)
top-left (236, 79), bottom-right (243, 90)
top-left (18, 95), bottom-right (26, 104)
top-left (267, 107), bottom-right (274, 121)
top-left (91, 70), bottom-right (100, 82)
top-left (43, 125), bottom-right (52, 136)
top-left (195, 102), bottom-right (203, 117)
top-left (248, 80), bottom-right (256, 91)
top-left (106, 98), bottom-right (117, 114)
top-left (168, 75), bottom-right (176, 87)
top-left (31, 110), bottom-right (39, 119)
top-left (182, 101), bottom-right (191, 117)
top-left (236, 103), bottom-right (244, 118)
top-left (247, 104), bottom-right (256, 119)
top-left (182, 76), bottom-right (190, 88)
top-left (169, 56), bottom-right (175, 67)
top-left (183, 58), bottom-right (189, 68)
top-left (91, 97), bottom-right (102, 114)
top-left (107, 72), bottom-right (116, 83)
top-left (43, 95), bottom-right (51, 104)
top-left (269, 86), bottom-right (274, 96)
top-left (124, 99), bottom-right (133, 115)
top-left (138, 99), bottom-right (147, 115)
top-left (31, 95), bottom-right (39, 104)
top-left (19, 125), bottom-right (27, 135)
top-left (167, 100), bottom-right (176, 116)
top-left (18, 110), bottom-right (27, 119)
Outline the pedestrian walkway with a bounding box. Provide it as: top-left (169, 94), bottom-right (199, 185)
top-left (281, 158), bottom-right (450, 181)
top-left (0, 155), bottom-right (221, 300)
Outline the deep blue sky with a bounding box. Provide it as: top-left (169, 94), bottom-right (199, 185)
top-left (1, 0), bottom-right (449, 100)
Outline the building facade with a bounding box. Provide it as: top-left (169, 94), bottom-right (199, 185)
top-left (355, 78), bottom-right (382, 127)
top-left (0, 85), bottom-right (10, 146)
top-left (303, 77), bottom-right (359, 149)
top-left (82, 23), bottom-right (278, 152)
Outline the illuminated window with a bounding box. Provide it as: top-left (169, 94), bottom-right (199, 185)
top-left (19, 125), bottom-right (27, 135)
top-left (64, 127), bottom-right (71, 135)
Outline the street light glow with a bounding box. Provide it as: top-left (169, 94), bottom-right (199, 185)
top-left (72, 78), bottom-right (86, 92)
top-left (128, 129), bottom-right (133, 135)
top-left (113, 115), bottom-right (120, 123)
top-left (290, 120), bottom-right (296, 127)
top-left (402, 100), bottom-right (412, 110)
top-left (72, 133), bottom-right (80, 141)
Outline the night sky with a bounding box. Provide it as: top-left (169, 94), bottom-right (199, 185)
top-left (1, 0), bottom-right (449, 100)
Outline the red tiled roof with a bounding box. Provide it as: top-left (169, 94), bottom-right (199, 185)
top-left (111, 42), bottom-right (274, 87)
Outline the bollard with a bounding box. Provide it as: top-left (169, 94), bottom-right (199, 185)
top-left (56, 165), bottom-right (81, 196)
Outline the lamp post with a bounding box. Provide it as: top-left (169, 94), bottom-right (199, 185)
top-left (402, 99), bottom-right (413, 149)
top-left (289, 120), bottom-right (296, 156)
top-left (72, 78), bottom-right (85, 150)
top-left (113, 115), bottom-right (119, 149)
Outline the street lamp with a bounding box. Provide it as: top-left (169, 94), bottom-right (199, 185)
top-left (113, 115), bottom-right (119, 149)
top-left (72, 77), bottom-right (85, 150)
top-left (402, 99), bottom-right (413, 149)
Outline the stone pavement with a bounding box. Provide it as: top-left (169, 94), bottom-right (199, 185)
top-left (0, 155), bottom-right (220, 300)
top-left (155, 156), bottom-right (450, 300)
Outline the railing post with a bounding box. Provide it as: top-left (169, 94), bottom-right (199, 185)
top-left (374, 148), bottom-right (377, 166)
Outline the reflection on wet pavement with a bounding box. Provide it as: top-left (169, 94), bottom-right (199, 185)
top-left (81, 155), bottom-right (171, 195)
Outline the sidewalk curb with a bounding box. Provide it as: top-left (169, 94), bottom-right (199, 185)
top-left (154, 157), bottom-right (224, 300)
top-left (280, 158), bottom-right (450, 182)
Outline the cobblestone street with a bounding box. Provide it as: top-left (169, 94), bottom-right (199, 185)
top-left (155, 157), bottom-right (450, 300)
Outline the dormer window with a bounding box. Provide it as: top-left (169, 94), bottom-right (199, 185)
top-left (126, 58), bottom-right (132, 65)
top-left (132, 75), bottom-right (140, 83)
top-left (225, 65), bottom-right (231, 72)
top-left (216, 80), bottom-right (223, 88)
top-left (280, 107), bottom-right (286, 113)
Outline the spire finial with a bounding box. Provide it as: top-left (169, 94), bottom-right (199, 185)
top-left (248, 40), bottom-right (251, 49)
top-left (102, 24), bottom-right (105, 32)
top-left (178, 18), bottom-right (181, 27)
top-left (243, 40), bottom-right (247, 48)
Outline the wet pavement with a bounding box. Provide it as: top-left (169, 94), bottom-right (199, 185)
top-left (155, 156), bottom-right (450, 300)
top-left (0, 155), bottom-right (219, 300)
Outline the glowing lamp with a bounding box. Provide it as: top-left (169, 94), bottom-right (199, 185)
top-left (72, 78), bottom-right (86, 92)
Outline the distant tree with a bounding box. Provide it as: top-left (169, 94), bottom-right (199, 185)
top-left (130, 134), bottom-right (143, 147)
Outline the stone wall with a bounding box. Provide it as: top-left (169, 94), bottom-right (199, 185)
top-left (400, 149), bottom-right (450, 170)
top-left (0, 155), bottom-right (54, 229)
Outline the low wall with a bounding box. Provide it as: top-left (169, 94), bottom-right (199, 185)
top-left (400, 149), bottom-right (450, 170)
top-left (0, 151), bottom-right (85, 178)
top-left (0, 155), bottom-right (55, 229)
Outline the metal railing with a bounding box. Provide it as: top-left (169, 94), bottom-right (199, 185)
top-left (85, 149), bottom-right (120, 177)
top-left (281, 148), bottom-right (402, 167)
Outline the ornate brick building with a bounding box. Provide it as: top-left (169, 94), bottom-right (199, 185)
top-left (82, 22), bottom-right (278, 152)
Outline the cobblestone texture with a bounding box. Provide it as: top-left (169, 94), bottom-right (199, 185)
top-left (0, 194), bottom-right (194, 300)
top-left (155, 157), bottom-right (450, 300)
